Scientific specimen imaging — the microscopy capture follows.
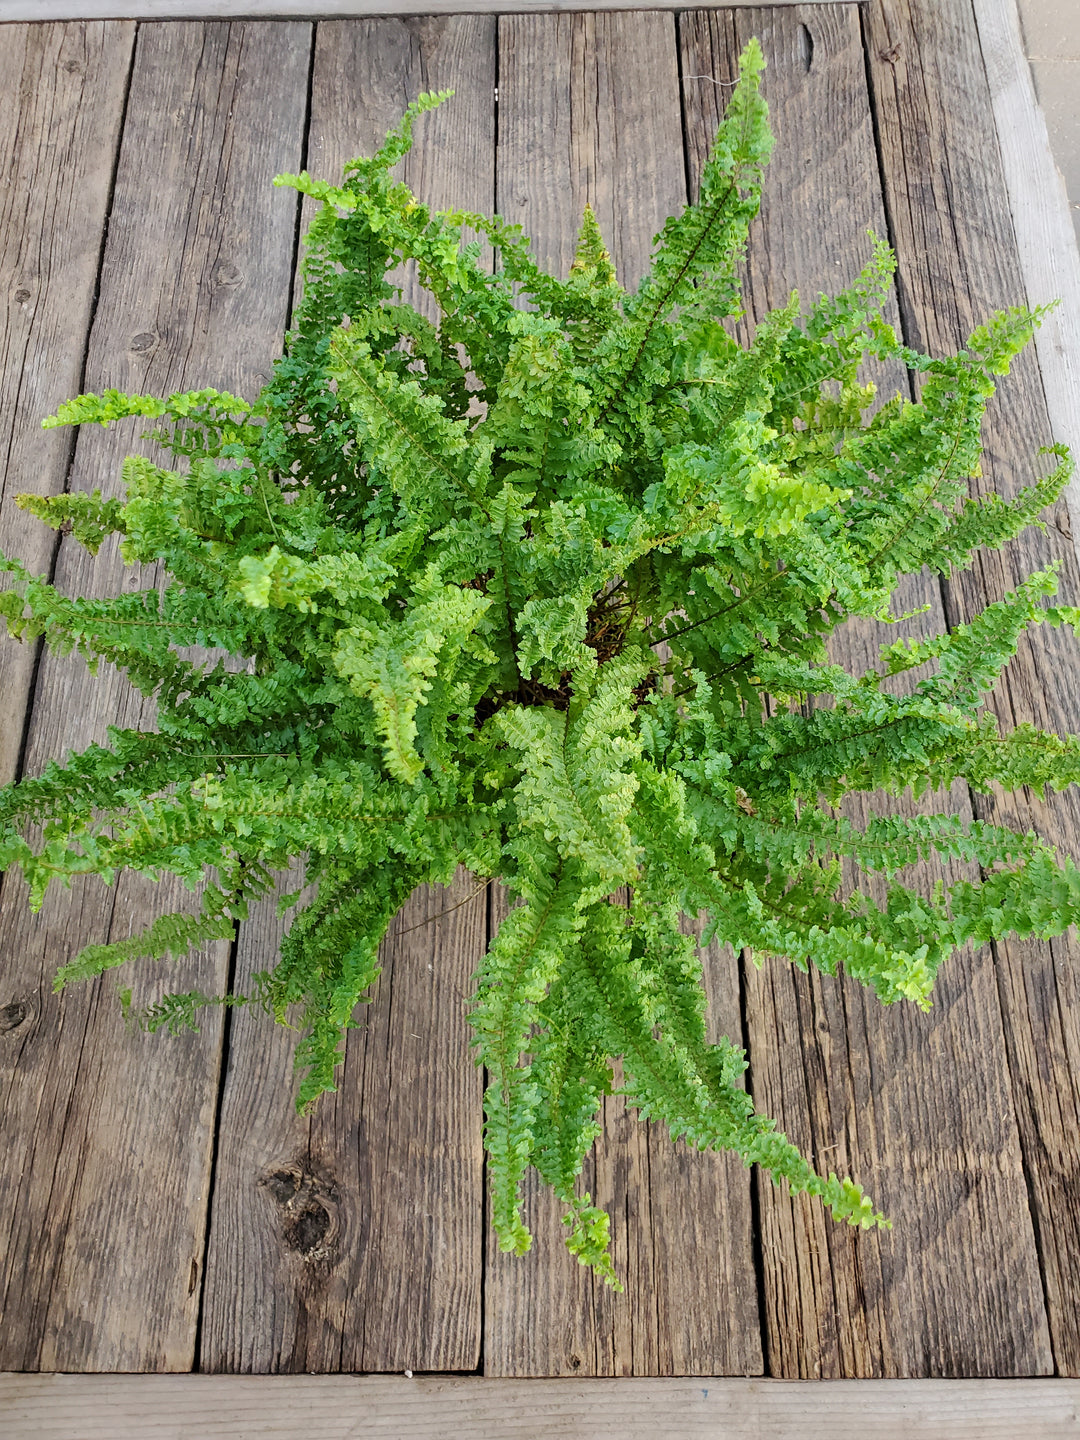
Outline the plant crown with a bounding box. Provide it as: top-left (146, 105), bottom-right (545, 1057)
top-left (2, 43), bottom-right (1079, 1285)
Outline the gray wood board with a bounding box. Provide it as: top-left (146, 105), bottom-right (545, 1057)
top-left (199, 869), bottom-right (488, 1373)
top-left (679, 3), bottom-right (1051, 1376)
top-left (0, 20), bottom-right (309, 1370)
top-left (0, 0), bottom-right (843, 18)
top-left (483, 10), bottom-right (763, 1378)
top-left (198, 16), bottom-right (495, 1375)
top-left (865, 0), bottom-right (1080, 1376)
top-left (4, 1374), bottom-right (1080, 1439)
top-left (486, 878), bottom-right (760, 1376)
top-left (0, 21), bottom-right (134, 784)
top-left (972, 0), bottom-right (1080, 544)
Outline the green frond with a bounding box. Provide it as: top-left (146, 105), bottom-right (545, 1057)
top-left (15, 490), bottom-right (126, 554)
top-left (574, 902), bottom-right (888, 1233)
top-left (495, 654), bottom-right (647, 891)
top-left (53, 878), bottom-right (255, 989)
top-left (3, 50), bottom-right (1077, 1287)
top-left (122, 985), bottom-right (254, 1035)
top-left (329, 326), bottom-right (479, 520)
top-left (470, 859), bottom-right (588, 1255)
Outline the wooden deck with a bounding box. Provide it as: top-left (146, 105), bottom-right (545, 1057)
top-left (2, 1), bottom-right (1080, 1388)
top-left (5, 1374), bottom-right (1080, 1438)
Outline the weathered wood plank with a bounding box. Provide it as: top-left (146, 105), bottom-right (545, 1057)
top-left (0, 21), bottom-right (309, 1370)
top-left (199, 869), bottom-right (488, 1373)
top-left (971, 0), bottom-right (1080, 549)
top-left (4, 1374), bottom-right (1080, 1439)
top-left (486, 887), bottom-right (761, 1377)
top-left (198, 17), bottom-right (494, 1375)
top-left (484, 12), bottom-right (762, 1378)
top-left (0, 0), bottom-right (843, 19)
top-left (681, 4), bottom-right (1051, 1377)
top-left (865, 0), bottom-right (1080, 1376)
top-left (0, 21), bottom-right (134, 785)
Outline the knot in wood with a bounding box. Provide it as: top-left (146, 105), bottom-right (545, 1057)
top-left (260, 1160), bottom-right (339, 1261)
top-left (0, 1000), bottom-right (29, 1035)
top-left (213, 261), bottom-right (243, 288)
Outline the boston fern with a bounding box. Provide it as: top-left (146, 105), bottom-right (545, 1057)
top-left (2, 42), bottom-right (1079, 1287)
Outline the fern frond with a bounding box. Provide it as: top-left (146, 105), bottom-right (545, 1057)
top-left (3, 53), bottom-right (1077, 1287)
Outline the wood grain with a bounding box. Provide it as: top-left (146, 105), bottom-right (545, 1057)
top-left (198, 17), bottom-right (495, 1375)
top-left (865, 0), bottom-right (1080, 1376)
top-left (681, 4), bottom-right (1051, 1377)
top-left (484, 12), bottom-right (762, 1378)
top-left (3, 1373), bottom-right (1080, 1440)
top-left (198, 868), bottom-right (488, 1373)
top-left (485, 888), bottom-right (762, 1378)
top-left (1, 0), bottom-right (843, 18)
top-left (0, 21), bottom-right (309, 1370)
top-left (0, 21), bottom-right (134, 785)
top-left (971, 0), bottom-right (1080, 547)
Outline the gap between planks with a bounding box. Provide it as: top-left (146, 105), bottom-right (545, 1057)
top-left (3, 1375), bottom-right (1080, 1439)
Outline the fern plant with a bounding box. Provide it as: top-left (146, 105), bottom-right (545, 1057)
top-left (2, 43), bottom-right (1078, 1287)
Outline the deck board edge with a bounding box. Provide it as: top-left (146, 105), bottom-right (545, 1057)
top-left (3, 1374), bottom-right (1080, 1438)
top-left (0, 0), bottom-right (845, 19)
